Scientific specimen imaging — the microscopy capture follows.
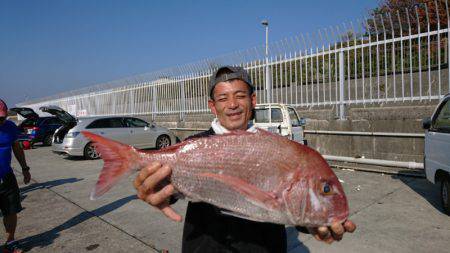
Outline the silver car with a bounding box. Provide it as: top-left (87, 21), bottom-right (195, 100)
top-left (41, 106), bottom-right (176, 159)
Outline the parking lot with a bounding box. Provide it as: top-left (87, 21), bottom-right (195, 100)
top-left (4, 145), bottom-right (450, 253)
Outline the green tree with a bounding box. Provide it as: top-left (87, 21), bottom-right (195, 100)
top-left (367, 0), bottom-right (449, 36)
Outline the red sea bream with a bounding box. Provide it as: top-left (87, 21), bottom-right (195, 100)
top-left (83, 129), bottom-right (349, 227)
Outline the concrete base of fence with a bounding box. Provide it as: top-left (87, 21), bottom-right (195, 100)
top-left (298, 103), bottom-right (435, 163)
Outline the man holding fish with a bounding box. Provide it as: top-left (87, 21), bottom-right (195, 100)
top-left (132, 66), bottom-right (356, 252)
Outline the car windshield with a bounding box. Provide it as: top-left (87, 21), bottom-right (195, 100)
top-left (21, 118), bottom-right (44, 127)
top-left (14, 108), bottom-right (38, 118)
top-left (45, 117), bottom-right (62, 125)
top-left (288, 108), bottom-right (301, 127)
top-left (434, 100), bottom-right (450, 132)
top-left (254, 108), bottom-right (283, 123)
top-left (53, 111), bottom-right (75, 124)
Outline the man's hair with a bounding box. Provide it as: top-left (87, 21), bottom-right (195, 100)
top-left (209, 66), bottom-right (255, 100)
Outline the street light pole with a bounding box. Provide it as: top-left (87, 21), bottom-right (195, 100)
top-left (261, 19), bottom-right (271, 123)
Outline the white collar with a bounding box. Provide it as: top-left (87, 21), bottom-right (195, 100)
top-left (211, 118), bottom-right (257, 134)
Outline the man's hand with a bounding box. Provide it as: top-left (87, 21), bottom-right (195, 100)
top-left (22, 169), bottom-right (31, 184)
top-left (308, 220), bottom-right (356, 244)
top-left (133, 162), bottom-right (182, 222)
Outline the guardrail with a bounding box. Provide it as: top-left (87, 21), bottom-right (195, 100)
top-left (304, 130), bottom-right (425, 138)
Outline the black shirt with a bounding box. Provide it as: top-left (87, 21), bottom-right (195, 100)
top-left (181, 128), bottom-right (287, 253)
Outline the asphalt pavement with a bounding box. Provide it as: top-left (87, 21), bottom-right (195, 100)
top-left (3, 145), bottom-right (450, 253)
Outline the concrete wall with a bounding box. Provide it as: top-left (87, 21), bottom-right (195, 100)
top-left (298, 103), bottom-right (436, 163)
top-left (154, 102), bottom-right (435, 164)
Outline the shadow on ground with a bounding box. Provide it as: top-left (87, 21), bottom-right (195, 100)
top-left (63, 156), bottom-right (89, 161)
top-left (17, 195), bottom-right (137, 251)
top-left (29, 143), bottom-right (47, 149)
top-left (392, 171), bottom-right (445, 215)
top-left (20, 178), bottom-right (83, 202)
top-left (21, 178), bottom-right (83, 194)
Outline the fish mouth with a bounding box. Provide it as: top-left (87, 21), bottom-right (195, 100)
top-left (328, 208), bottom-right (349, 225)
top-left (338, 209), bottom-right (349, 221)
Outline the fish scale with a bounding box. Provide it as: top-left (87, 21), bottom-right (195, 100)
top-left (83, 129), bottom-right (349, 227)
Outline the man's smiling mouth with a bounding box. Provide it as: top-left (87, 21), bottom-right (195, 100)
top-left (227, 112), bottom-right (242, 117)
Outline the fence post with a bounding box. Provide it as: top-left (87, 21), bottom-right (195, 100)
top-left (111, 92), bottom-right (116, 115)
top-left (265, 58), bottom-right (272, 122)
top-left (339, 50), bottom-right (345, 120)
top-left (152, 85), bottom-right (157, 121)
top-left (180, 80), bottom-right (186, 122)
top-left (130, 87), bottom-right (135, 115)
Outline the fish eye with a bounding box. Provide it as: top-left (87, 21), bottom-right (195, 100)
top-left (321, 182), bottom-right (333, 195)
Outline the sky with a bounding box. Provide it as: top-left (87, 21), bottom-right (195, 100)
top-left (0, 0), bottom-right (378, 106)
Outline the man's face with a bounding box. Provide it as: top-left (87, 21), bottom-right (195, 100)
top-left (208, 79), bottom-right (256, 131)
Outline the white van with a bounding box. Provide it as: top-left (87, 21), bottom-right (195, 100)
top-left (422, 93), bottom-right (450, 215)
top-left (253, 103), bottom-right (307, 145)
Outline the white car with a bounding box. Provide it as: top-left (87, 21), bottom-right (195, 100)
top-left (40, 106), bottom-right (176, 159)
top-left (253, 103), bottom-right (307, 145)
top-left (422, 93), bottom-right (450, 215)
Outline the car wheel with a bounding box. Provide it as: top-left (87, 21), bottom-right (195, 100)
top-left (156, 135), bottom-right (171, 149)
top-left (84, 142), bottom-right (100, 160)
top-left (43, 135), bottom-right (53, 146)
top-left (441, 176), bottom-right (450, 215)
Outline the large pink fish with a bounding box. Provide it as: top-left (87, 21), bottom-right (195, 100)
top-left (83, 129), bottom-right (349, 227)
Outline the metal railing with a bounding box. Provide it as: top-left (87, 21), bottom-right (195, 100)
top-left (18, 1), bottom-right (450, 120)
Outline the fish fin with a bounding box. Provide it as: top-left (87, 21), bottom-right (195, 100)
top-left (198, 173), bottom-right (281, 210)
top-left (254, 128), bottom-right (276, 135)
top-left (254, 128), bottom-right (288, 139)
top-left (82, 131), bottom-right (142, 200)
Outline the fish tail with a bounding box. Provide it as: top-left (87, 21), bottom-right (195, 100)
top-left (82, 131), bottom-right (142, 200)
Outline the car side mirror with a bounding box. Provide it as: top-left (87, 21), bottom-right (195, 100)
top-left (299, 118), bottom-right (306, 126)
top-left (150, 123), bottom-right (156, 128)
top-left (422, 117), bottom-right (432, 130)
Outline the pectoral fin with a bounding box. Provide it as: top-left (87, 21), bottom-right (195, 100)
top-left (198, 173), bottom-right (281, 210)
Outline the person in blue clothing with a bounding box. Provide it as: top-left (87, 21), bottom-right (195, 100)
top-left (0, 99), bottom-right (31, 253)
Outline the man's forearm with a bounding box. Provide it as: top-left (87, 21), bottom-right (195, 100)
top-left (12, 142), bottom-right (28, 169)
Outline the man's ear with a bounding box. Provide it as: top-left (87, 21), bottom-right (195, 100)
top-left (208, 99), bottom-right (217, 116)
top-left (251, 93), bottom-right (256, 108)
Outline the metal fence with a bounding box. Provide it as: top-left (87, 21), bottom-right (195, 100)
top-left (18, 1), bottom-right (450, 120)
